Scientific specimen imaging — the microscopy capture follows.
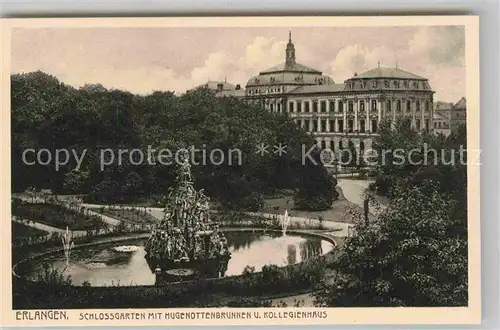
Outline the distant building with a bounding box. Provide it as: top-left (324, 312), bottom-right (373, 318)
top-left (193, 79), bottom-right (244, 96)
top-left (432, 98), bottom-right (466, 136)
top-left (205, 33), bottom-right (469, 153)
top-left (450, 97), bottom-right (467, 132)
top-left (433, 101), bottom-right (453, 136)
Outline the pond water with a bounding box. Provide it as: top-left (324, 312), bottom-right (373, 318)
top-left (26, 231), bottom-right (334, 287)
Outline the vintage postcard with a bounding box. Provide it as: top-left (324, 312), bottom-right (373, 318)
top-left (1, 16), bottom-right (480, 326)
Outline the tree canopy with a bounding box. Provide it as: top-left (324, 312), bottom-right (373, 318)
top-left (11, 71), bottom-right (319, 209)
top-left (314, 118), bottom-right (468, 307)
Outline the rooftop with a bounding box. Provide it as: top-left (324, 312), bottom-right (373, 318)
top-left (260, 62), bottom-right (322, 75)
top-left (195, 80), bottom-right (236, 91)
top-left (353, 67), bottom-right (427, 80)
top-left (452, 97), bottom-right (466, 110)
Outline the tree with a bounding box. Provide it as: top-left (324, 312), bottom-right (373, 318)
top-left (63, 169), bottom-right (90, 194)
top-left (11, 71), bottom-right (331, 209)
top-left (314, 181), bottom-right (467, 307)
top-left (294, 149), bottom-right (337, 211)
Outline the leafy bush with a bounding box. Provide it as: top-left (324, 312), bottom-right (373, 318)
top-left (36, 264), bottom-right (72, 286)
top-left (294, 149), bottom-right (337, 211)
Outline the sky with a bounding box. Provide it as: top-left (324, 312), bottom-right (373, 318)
top-left (11, 26), bottom-right (465, 102)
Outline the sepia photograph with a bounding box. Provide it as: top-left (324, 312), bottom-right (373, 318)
top-left (1, 16), bottom-right (480, 326)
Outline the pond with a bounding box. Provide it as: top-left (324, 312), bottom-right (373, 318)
top-left (26, 231), bottom-right (334, 286)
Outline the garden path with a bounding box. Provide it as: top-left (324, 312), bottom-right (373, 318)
top-left (337, 178), bottom-right (387, 215)
top-left (11, 217), bottom-right (87, 237)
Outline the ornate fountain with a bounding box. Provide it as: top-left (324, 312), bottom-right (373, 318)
top-left (144, 154), bottom-right (231, 283)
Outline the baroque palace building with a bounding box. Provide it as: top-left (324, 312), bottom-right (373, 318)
top-left (208, 33), bottom-right (436, 153)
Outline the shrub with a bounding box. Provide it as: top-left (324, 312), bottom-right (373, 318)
top-left (260, 264), bottom-right (285, 291)
top-left (294, 150), bottom-right (336, 211)
top-left (358, 169), bottom-right (368, 179)
top-left (36, 264), bottom-right (72, 286)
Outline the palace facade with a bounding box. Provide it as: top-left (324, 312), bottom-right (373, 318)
top-left (208, 33), bottom-right (438, 152)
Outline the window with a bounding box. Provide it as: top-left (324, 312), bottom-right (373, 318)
top-left (312, 121), bottom-right (318, 132)
top-left (386, 100), bottom-right (392, 112)
top-left (321, 120), bottom-right (327, 132)
top-left (371, 100), bottom-right (377, 111)
top-left (360, 141), bottom-right (365, 152)
top-left (320, 140), bottom-right (327, 149)
top-left (416, 119), bottom-right (421, 129)
top-left (349, 82), bottom-right (354, 89)
top-left (329, 101), bottom-right (335, 112)
top-left (338, 119), bottom-right (344, 132)
top-left (434, 122), bottom-right (437, 128)
top-left (394, 81), bottom-right (400, 88)
top-left (329, 120), bottom-right (335, 132)
top-left (372, 81), bottom-right (378, 88)
top-left (360, 100), bottom-right (365, 111)
top-left (277, 103), bottom-right (282, 113)
top-left (270, 104), bottom-right (274, 111)
top-left (396, 100), bottom-right (402, 112)
top-left (312, 101), bottom-right (318, 112)
top-left (360, 81), bottom-right (366, 88)
top-left (339, 140), bottom-right (343, 149)
top-left (338, 100), bottom-right (344, 112)
top-left (384, 80), bottom-right (390, 88)
top-left (305, 102), bottom-right (310, 112)
top-left (304, 120), bottom-right (310, 131)
top-left (321, 100), bottom-right (327, 112)
top-left (360, 120), bottom-right (366, 133)
top-left (372, 120), bottom-right (378, 133)
top-left (406, 100), bottom-right (411, 112)
top-left (425, 119), bottom-right (429, 130)
top-left (348, 101), bottom-right (354, 112)
top-left (348, 119), bottom-right (354, 132)
top-left (425, 101), bottom-right (430, 111)
top-left (297, 102), bottom-right (302, 113)
top-left (404, 81), bottom-right (409, 88)
top-left (416, 100), bottom-right (420, 112)
top-left (288, 101), bottom-right (294, 112)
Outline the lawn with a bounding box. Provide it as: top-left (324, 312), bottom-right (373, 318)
top-left (11, 221), bottom-right (48, 238)
top-left (98, 208), bottom-right (158, 224)
top-left (261, 187), bottom-right (369, 224)
top-left (12, 203), bottom-right (106, 231)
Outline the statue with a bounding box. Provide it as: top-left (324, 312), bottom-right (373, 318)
top-left (144, 151), bottom-right (231, 283)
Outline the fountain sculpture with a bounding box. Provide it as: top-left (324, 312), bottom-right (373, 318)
top-left (280, 210), bottom-right (291, 236)
top-left (61, 226), bottom-right (74, 270)
top-left (144, 153), bottom-right (231, 283)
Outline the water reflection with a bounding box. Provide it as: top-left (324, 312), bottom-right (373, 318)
top-left (300, 239), bottom-right (323, 261)
top-left (287, 245), bottom-right (297, 265)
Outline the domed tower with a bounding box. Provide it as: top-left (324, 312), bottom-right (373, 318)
top-left (285, 31), bottom-right (296, 68)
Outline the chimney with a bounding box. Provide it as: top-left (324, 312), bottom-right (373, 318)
top-left (235, 84), bottom-right (241, 90)
top-left (217, 83), bottom-right (223, 91)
